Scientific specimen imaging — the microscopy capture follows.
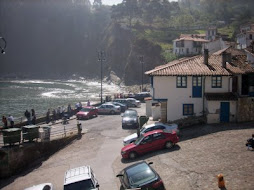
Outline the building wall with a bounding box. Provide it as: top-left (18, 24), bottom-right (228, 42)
top-left (153, 75), bottom-right (231, 121)
top-left (206, 100), bottom-right (237, 124)
top-left (204, 38), bottom-right (227, 54)
top-left (237, 97), bottom-right (254, 122)
top-left (237, 34), bottom-right (247, 49)
top-left (246, 51), bottom-right (254, 65)
top-left (173, 40), bottom-right (203, 56)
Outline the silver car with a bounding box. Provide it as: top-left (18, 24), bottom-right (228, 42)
top-left (97, 103), bottom-right (121, 115)
top-left (123, 122), bottom-right (179, 145)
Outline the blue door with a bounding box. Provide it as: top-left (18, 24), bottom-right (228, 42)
top-left (192, 76), bottom-right (202, 98)
top-left (220, 102), bottom-right (230, 122)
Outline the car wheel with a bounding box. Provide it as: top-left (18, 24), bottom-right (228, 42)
top-left (165, 141), bottom-right (174, 149)
top-left (129, 151), bottom-right (137, 159)
top-left (110, 110), bottom-right (115, 115)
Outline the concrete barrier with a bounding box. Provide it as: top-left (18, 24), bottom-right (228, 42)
top-left (0, 134), bottom-right (77, 178)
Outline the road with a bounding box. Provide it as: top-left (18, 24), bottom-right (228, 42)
top-left (0, 104), bottom-right (146, 190)
top-left (1, 103), bottom-right (254, 190)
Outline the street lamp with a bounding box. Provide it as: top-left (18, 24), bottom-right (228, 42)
top-left (139, 55), bottom-right (144, 92)
top-left (98, 50), bottom-right (106, 104)
top-left (0, 37), bottom-right (7, 54)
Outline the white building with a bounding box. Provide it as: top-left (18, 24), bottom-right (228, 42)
top-left (236, 23), bottom-right (254, 49)
top-left (173, 36), bottom-right (209, 56)
top-left (145, 49), bottom-right (254, 124)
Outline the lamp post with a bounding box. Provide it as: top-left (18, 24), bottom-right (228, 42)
top-left (98, 51), bottom-right (106, 104)
top-left (139, 55), bottom-right (144, 92)
top-left (0, 37), bottom-right (7, 54)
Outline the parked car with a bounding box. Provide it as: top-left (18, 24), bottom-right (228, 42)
top-left (121, 130), bottom-right (179, 159)
top-left (123, 122), bottom-right (179, 145)
top-left (97, 103), bottom-right (121, 115)
top-left (106, 102), bottom-right (127, 112)
top-left (126, 98), bottom-right (141, 107)
top-left (113, 99), bottom-right (135, 108)
top-left (76, 106), bottom-right (98, 120)
top-left (122, 109), bottom-right (138, 129)
top-left (24, 183), bottom-right (53, 190)
top-left (63, 166), bottom-right (99, 190)
top-left (116, 161), bottom-right (165, 190)
top-left (134, 92), bottom-right (151, 102)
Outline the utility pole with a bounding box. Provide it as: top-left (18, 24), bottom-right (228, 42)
top-left (0, 37), bottom-right (7, 54)
top-left (139, 55), bottom-right (144, 92)
top-left (98, 50), bottom-right (106, 104)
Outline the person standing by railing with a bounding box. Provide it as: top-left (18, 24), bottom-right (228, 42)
top-left (2, 116), bottom-right (8, 128)
top-left (24, 110), bottom-right (31, 125)
top-left (31, 109), bottom-right (36, 125)
top-left (7, 115), bottom-right (14, 128)
top-left (46, 109), bottom-right (50, 124)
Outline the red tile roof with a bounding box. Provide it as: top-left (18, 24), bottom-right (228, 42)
top-left (145, 55), bottom-right (246, 76)
top-left (174, 37), bottom-right (209, 43)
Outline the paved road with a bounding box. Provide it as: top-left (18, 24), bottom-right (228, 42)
top-left (0, 104), bottom-right (146, 190)
top-left (1, 103), bottom-right (254, 190)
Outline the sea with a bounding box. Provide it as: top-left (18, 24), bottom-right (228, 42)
top-left (0, 79), bottom-right (124, 121)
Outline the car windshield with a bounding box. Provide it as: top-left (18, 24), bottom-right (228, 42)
top-left (64, 180), bottom-right (95, 190)
top-left (80, 108), bottom-right (91, 112)
top-left (123, 111), bottom-right (137, 117)
top-left (126, 163), bottom-right (156, 187)
top-left (134, 134), bottom-right (144, 145)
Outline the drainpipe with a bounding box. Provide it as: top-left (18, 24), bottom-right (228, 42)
top-left (228, 76), bottom-right (233, 92)
top-left (203, 76), bottom-right (206, 116)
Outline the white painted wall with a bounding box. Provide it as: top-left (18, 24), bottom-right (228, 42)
top-left (206, 100), bottom-right (237, 124)
top-left (246, 51), bottom-right (254, 65)
top-left (237, 34), bottom-right (247, 49)
top-left (204, 38), bottom-right (227, 54)
top-left (173, 40), bottom-right (203, 56)
top-left (153, 75), bottom-right (232, 121)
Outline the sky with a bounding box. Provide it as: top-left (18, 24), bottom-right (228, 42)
top-left (91, 0), bottom-right (178, 6)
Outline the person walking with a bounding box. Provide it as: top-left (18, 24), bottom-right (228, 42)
top-left (52, 109), bottom-right (57, 124)
top-left (31, 109), bottom-right (36, 125)
top-left (46, 109), bottom-right (50, 124)
top-left (67, 104), bottom-right (72, 117)
top-left (7, 115), bottom-right (14, 128)
top-left (24, 110), bottom-right (31, 125)
top-left (2, 116), bottom-right (8, 128)
top-left (87, 100), bottom-right (90, 106)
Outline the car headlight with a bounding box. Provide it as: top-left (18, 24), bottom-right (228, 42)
top-left (121, 151), bottom-right (126, 155)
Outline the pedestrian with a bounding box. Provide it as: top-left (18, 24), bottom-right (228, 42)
top-left (31, 109), bottom-right (36, 125)
top-left (7, 115), bottom-right (14, 128)
top-left (24, 109), bottom-right (31, 125)
top-left (57, 106), bottom-right (61, 120)
top-left (79, 102), bottom-right (82, 110)
top-left (87, 100), bottom-right (90, 106)
top-left (246, 134), bottom-right (254, 150)
top-left (46, 109), bottom-right (50, 124)
top-left (67, 104), bottom-right (72, 117)
top-left (52, 109), bottom-right (56, 123)
top-left (2, 116), bottom-right (8, 128)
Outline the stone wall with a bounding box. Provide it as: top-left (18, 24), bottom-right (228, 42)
top-left (237, 97), bottom-right (254, 122)
top-left (0, 135), bottom-right (77, 178)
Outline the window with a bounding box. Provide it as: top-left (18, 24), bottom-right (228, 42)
top-left (183, 104), bottom-right (194, 116)
top-left (250, 34), bottom-right (253, 40)
top-left (177, 76), bottom-right (187, 88)
top-left (153, 133), bottom-right (165, 140)
top-left (212, 76), bottom-right (222, 88)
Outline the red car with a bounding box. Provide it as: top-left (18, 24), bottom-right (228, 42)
top-left (121, 130), bottom-right (179, 159)
top-left (76, 106), bottom-right (98, 120)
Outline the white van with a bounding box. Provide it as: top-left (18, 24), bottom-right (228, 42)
top-left (63, 166), bottom-right (99, 190)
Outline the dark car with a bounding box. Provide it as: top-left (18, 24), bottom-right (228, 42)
top-left (121, 109), bottom-right (138, 129)
top-left (134, 92), bottom-right (151, 102)
top-left (76, 106), bottom-right (98, 120)
top-left (106, 102), bottom-right (127, 112)
top-left (121, 130), bottom-right (179, 159)
top-left (116, 161), bottom-right (165, 190)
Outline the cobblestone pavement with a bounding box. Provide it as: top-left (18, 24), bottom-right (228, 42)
top-left (113, 122), bottom-right (254, 190)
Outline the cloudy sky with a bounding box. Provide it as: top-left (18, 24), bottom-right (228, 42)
top-left (92, 0), bottom-right (178, 6)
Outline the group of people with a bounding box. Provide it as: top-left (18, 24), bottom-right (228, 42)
top-left (1, 115), bottom-right (14, 128)
top-left (46, 104), bottom-right (73, 124)
top-left (24, 109), bottom-right (36, 125)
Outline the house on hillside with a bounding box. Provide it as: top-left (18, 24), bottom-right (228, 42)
top-left (145, 49), bottom-right (254, 124)
top-left (205, 26), bottom-right (217, 41)
top-left (244, 46), bottom-right (254, 67)
top-left (173, 36), bottom-right (209, 56)
top-left (236, 23), bottom-right (254, 49)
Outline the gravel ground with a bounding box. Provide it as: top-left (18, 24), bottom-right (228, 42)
top-left (113, 122), bottom-right (254, 190)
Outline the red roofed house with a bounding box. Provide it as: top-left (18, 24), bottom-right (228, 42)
top-left (236, 23), bottom-right (254, 49)
top-left (145, 49), bottom-right (254, 124)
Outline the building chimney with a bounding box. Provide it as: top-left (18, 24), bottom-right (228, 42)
top-left (204, 49), bottom-right (209, 65)
top-left (222, 52), bottom-right (227, 68)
